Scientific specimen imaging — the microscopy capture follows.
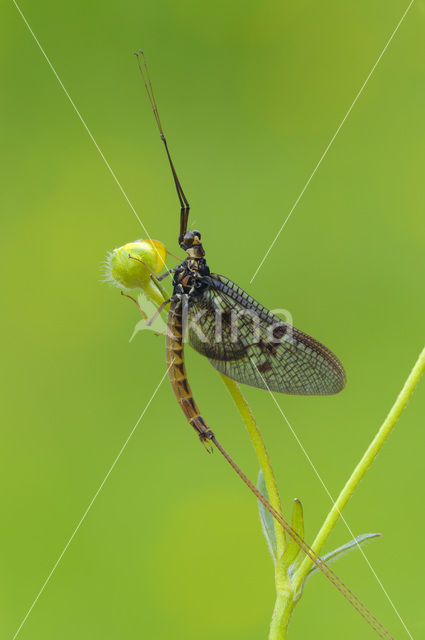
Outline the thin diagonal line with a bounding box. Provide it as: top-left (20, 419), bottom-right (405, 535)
top-left (11, 0), bottom-right (153, 242)
top-left (11, 364), bottom-right (172, 640)
top-left (265, 389), bottom-right (413, 638)
top-left (250, 0), bottom-right (415, 284)
top-left (251, 358), bottom-right (412, 635)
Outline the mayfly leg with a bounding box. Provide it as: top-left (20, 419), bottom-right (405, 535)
top-left (157, 268), bottom-right (177, 281)
top-left (120, 290), bottom-right (170, 332)
top-left (146, 298), bottom-right (172, 327)
top-left (127, 254), bottom-right (176, 281)
top-left (134, 50), bottom-right (190, 246)
top-left (127, 253), bottom-right (158, 278)
top-left (120, 291), bottom-right (147, 320)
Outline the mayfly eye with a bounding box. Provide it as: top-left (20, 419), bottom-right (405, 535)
top-left (192, 230), bottom-right (201, 239)
top-left (183, 231), bottom-right (194, 246)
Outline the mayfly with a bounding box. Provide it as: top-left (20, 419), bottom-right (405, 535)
top-left (129, 51), bottom-right (395, 639)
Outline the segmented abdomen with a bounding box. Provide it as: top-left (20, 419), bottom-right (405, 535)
top-left (166, 298), bottom-right (211, 439)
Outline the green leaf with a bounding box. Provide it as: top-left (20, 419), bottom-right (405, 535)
top-left (306, 533), bottom-right (381, 580)
top-left (257, 469), bottom-right (277, 562)
top-left (283, 499), bottom-right (305, 572)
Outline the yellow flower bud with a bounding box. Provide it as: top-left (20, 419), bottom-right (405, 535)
top-left (105, 239), bottom-right (167, 290)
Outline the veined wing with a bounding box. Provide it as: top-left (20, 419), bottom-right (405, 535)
top-left (187, 274), bottom-right (346, 395)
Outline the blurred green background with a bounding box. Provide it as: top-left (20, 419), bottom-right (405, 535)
top-left (1, 1), bottom-right (424, 638)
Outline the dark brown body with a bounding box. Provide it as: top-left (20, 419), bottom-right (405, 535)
top-left (166, 296), bottom-right (214, 450)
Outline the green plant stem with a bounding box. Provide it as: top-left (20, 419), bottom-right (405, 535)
top-left (220, 374), bottom-right (294, 640)
top-left (220, 374), bottom-right (286, 556)
top-left (268, 596), bottom-right (293, 638)
top-left (293, 345), bottom-right (425, 592)
top-left (268, 594), bottom-right (295, 640)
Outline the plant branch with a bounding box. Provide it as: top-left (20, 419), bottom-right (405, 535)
top-left (220, 374), bottom-right (286, 558)
top-left (220, 375), bottom-right (295, 639)
top-left (293, 345), bottom-right (425, 591)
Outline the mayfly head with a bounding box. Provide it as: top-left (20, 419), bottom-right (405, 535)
top-left (181, 230), bottom-right (204, 259)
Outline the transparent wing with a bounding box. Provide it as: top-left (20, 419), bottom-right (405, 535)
top-left (187, 274), bottom-right (346, 395)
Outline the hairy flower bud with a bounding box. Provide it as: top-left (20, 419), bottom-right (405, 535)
top-left (105, 239), bottom-right (167, 290)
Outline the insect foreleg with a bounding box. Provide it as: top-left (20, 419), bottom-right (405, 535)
top-left (120, 291), bottom-right (148, 320)
top-left (127, 254), bottom-right (159, 279)
top-left (146, 297), bottom-right (172, 326)
top-left (157, 267), bottom-right (178, 281)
